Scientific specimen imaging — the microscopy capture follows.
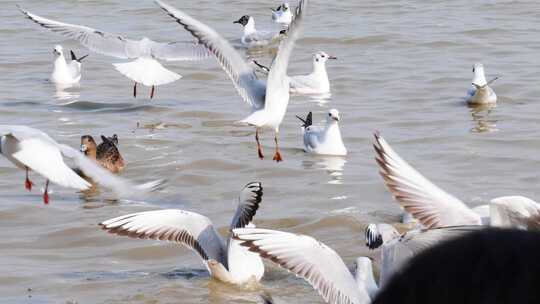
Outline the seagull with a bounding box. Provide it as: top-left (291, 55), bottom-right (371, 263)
top-left (271, 3), bottom-right (293, 25)
top-left (466, 63), bottom-right (498, 105)
top-left (290, 51), bottom-right (336, 95)
top-left (296, 109), bottom-right (347, 156)
top-left (233, 226), bottom-right (479, 304)
top-left (155, 0), bottom-right (308, 162)
top-left (100, 182), bottom-right (265, 285)
top-left (50, 45), bottom-right (88, 86)
top-left (0, 125), bottom-right (164, 204)
top-left (233, 15), bottom-right (282, 48)
top-left (19, 6), bottom-right (209, 99)
top-left (373, 132), bottom-right (540, 229)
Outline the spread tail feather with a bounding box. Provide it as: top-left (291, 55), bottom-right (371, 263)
top-left (113, 58), bottom-right (182, 86)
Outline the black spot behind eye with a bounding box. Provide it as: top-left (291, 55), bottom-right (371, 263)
top-left (328, 113), bottom-right (332, 116)
top-left (316, 58), bottom-right (319, 62)
top-left (472, 68), bottom-right (475, 72)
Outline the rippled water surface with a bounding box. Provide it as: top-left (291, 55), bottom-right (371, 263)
top-left (1, 0), bottom-right (540, 303)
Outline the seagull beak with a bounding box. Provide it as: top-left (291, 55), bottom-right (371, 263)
top-left (328, 55), bottom-right (338, 60)
top-left (233, 20), bottom-right (241, 24)
top-left (333, 116), bottom-right (340, 122)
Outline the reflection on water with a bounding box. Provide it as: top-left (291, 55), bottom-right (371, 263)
top-left (53, 83), bottom-right (80, 101)
top-left (301, 155), bottom-right (347, 184)
top-left (469, 104), bottom-right (498, 133)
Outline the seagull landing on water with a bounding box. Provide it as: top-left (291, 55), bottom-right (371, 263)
top-left (290, 51), bottom-right (337, 95)
top-left (233, 226), bottom-right (479, 304)
top-left (0, 125), bottom-right (164, 204)
top-left (233, 15), bottom-right (282, 48)
top-left (50, 45), bottom-right (88, 86)
top-left (155, 0), bottom-right (308, 162)
top-left (271, 3), bottom-right (293, 25)
top-left (100, 182), bottom-right (265, 286)
top-left (296, 109), bottom-right (347, 156)
top-left (466, 63), bottom-right (498, 105)
top-left (373, 132), bottom-right (540, 230)
top-left (19, 6), bottom-right (209, 99)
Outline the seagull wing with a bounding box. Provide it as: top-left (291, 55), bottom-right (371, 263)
top-left (149, 41), bottom-right (211, 62)
top-left (229, 182), bottom-right (263, 231)
top-left (373, 132), bottom-right (482, 228)
top-left (154, 0), bottom-right (265, 109)
top-left (0, 125), bottom-right (90, 190)
top-left (100, 209), bottom-right (226, 264)
top-left (233, 228), bottom-right (370, 304)
top-left (490, 196), bottom-right (540, 230)
top-left (59, 144), bottom-right (165, 197)
top-left (380, 226), bottom-right (482, 286)
top-left (19, 6), bottom-right (138, 59)
top-left (265, 0), bottom-right (307, 109)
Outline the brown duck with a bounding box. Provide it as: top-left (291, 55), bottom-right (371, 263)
top-left (80, 134), bottom-right (125, 173)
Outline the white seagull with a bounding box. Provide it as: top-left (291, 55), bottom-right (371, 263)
top-left (271, 3), bottom-right (293, 25)
top-left (290, 51), bottom-right (336, 95)
top-left (233, 226), bottom-right (478, 304)
top-left (0, 125), bottom-right (163, 204)
top-left (465, 63), bottom-right (498, 105)
top-left (155, 0), bottom-right (308, 162)
top-left (19, 6), bottom-right (209, 99)
top-left (100, 182), bottom-right (265, 285)
top-left (233, 15), bottom-right (282, 48)
top-left (296, 109), bottom-right (347, 156)
top-left (50, 45), bottom-right (88, 86)
top-left (373, 132), bottom-right (540, 229)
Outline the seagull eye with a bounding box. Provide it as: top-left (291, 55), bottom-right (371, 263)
top-left (328, 113), bottom-right (332, 116)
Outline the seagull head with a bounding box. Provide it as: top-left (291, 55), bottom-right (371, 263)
top-left (80, 135), bottom-right (97, 156)
top-left (282, 3), bottom-right (290, 11)
top-left (314, 51), bottom-right (337, 64)
top-left (233, 15), bottom-right (252, 27)
top-left (472, 63), bottom-right (487, 87)
top-left (53, 45), bottom-right (63, 57)
top-left (327, 109), bottom-right (341, 122)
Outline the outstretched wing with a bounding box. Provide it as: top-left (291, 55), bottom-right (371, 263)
top-left (19, 6), bottom-right (137, 59)
top-left (230, 181), bottom-right (263, 231)
top-left (233, 228), bottom-right (370, 304)
top-left (149, 41), bottom-right (210, 61)
top-left (373, 132), bottom-right (482, 228)
top-left (100, 209), bottom-right (226, 264)
top-left (265, 0), bottom-right (308, 109)
top-left (59, 144), bottom-right (165, 197)
top-left (154, 0), bottom-right (265, 109)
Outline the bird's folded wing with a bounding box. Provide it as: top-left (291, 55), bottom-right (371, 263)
top-left (13, 138), bottom-right (91, 190)
top-left (229, 182), bottom-right (263, 231)
top-left (154, 0), bottom-right (264, 109)
top-left (373, 132), bottom-right (482, 228)
top-left (59, 144), bottom-right (165, 196)
top-left (100, 209), bottom-right (226, 263)
top-left (149, 41), bottom-right (211, 61)
top-left (233, 228), bottom-right (369, 304)
top-left (19, 6), bottom-right (136, 59)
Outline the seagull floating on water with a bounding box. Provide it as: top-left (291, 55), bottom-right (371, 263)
top-left (155, 0), bottom-right (308, 162)
top-left (465, 63), bottom-right (498, 105)
top-left (50, 45), bottom-right (88, 86)
top-left (290, 51), bottom-right (336, 95)
top-left (233, 15), bottom-right (282, 48)
top-left (0, 125), bottom-right (163, 204)
top-left (233, 226), bottom-right (478, 304)
top-left (19, 6), bottom-right (209, 99)
top-left (373, 132), bottom-right (540, 229)
top-left (100, 182), bottom-right (265, 285)
top-left (271, 3), bottom-right (293, 25)
top-left (297, 109), bottom-right (347, 156)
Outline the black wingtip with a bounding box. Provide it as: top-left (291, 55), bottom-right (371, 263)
top-left (260, 294), bottom-right (274, 304)
top-left (296, 112), bottom-right (312, 128)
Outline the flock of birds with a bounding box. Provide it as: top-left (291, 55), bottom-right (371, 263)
top-left (1, 0), bottom-right (534, 303)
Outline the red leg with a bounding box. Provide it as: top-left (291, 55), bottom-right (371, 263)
top-left (256, 129), bottom-right (264, 159)
top-left (43, 180), bottom-right (50, 205)
top-left (272, 132), bottom-right (283, 162)
top-left (25, 167), bottom-right (33, 191)
top-left (133, 82), bottom-right (137, 98)
top-left (150, 85), bottom-right (155, 99)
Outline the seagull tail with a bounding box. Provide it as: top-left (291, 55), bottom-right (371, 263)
top-left (113, 58), bottom-right (182, 87)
